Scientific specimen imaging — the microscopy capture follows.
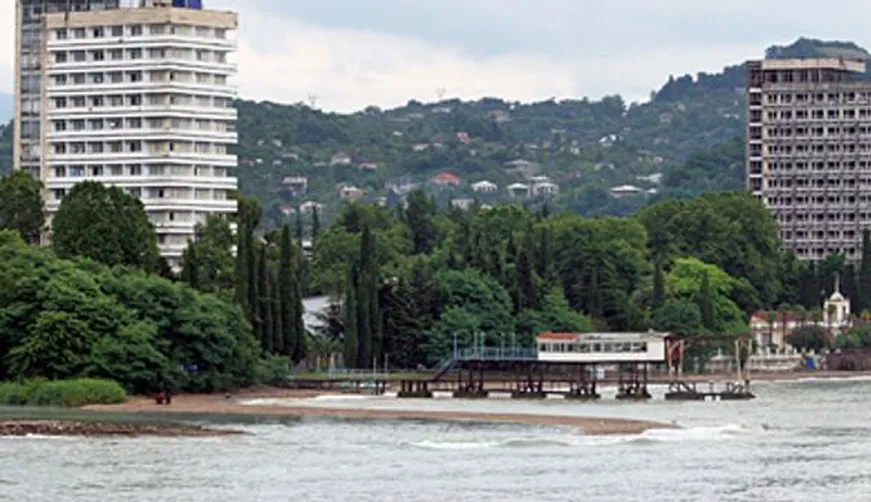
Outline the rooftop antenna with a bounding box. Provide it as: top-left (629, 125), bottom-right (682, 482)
top-left (307, 94), bottom-right (319, 109)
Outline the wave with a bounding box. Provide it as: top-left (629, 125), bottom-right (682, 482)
top-left (407, 423), bottom-right (756, 451)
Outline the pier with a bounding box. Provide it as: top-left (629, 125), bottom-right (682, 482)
top-left (285, 332), bottom-right (756, 402)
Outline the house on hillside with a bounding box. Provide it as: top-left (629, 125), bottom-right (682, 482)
top-left (450, 198), bottom-right (475, 210)
top-left (471, 180), bottom-right (498, 193)
top-left (429, 172), bottom-right (461, 189)
top-left (281, 176), bottom-right (308, 194)
top-left (504, 159), bottom-right (541, 178)
top-left (531, 181), bottom-right (559, 197)
top-left (412, 143), bottom-right (430, 152)
top-left (358, 161), bottom-right (380, 171)
top-left (457, 131), bottom-right (471, 144)
top-left (609, 185), bottom-right (644, 198)
top-left (299, 201), bottom-right (326, 214)
top-left (330, 152), bottom-right (353, 166)
top-left (507, 183), bottom-right (530, 198)
top-left (339, 186), bottom-right (364, 201)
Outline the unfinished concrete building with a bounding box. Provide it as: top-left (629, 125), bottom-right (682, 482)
top-left (747, 58), bottom-right (871, 262)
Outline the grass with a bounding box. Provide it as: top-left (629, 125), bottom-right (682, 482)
top-left (0, 379), bottom-right (127, 408)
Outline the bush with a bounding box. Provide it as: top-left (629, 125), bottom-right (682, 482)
top-left (254, 355), bottom-right (291, 387)
top-left (0, 378), bottom-right (49, 405)
top-left (5, 379), bottom-right (129, 407)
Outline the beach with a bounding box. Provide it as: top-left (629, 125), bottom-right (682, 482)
top-left (83, 389), bottom-right (675, 435)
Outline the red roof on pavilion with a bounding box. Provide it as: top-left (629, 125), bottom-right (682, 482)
top-left (536, 332), bottom-right (578, 341)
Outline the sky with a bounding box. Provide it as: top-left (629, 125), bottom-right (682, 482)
top-left (3, 0), bottom-right (871, 113)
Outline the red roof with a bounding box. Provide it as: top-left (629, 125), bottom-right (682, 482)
top-left (430, 172), bottom-right (461, 186)
top-left (536, 332), bottom-right (578, 341)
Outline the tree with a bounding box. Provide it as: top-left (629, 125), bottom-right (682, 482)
top-left (405, 190), bottom-right (438, 255)
top-left (8, 311), bottom-right (93, 380)
top-left (697, 272), bottom-right (715, 331)
top-left (0, 171), bottom-right (45, 243)
top-left (652, 298), bottom-right (705, 335)
top-left (258, 245), bottom-right (275, 354)
top-left (52, 181), bottom-right (159, 270)
top-left (787, 325), bottom-right (830, 353)
top-left (311, 206), bottom-right (321, 241)
top-left (295, 209), bottom-right (304, 242)
top-left (343, 264), bottom-right (359, 367)
top-left (651, 261), bottom-right (666, 309)
top-left (180, 216), bottom-right (235, 295)
top-left (859, 230), bottom-right (871, 312)
top-left (278, 225), bottom-right (297, 358)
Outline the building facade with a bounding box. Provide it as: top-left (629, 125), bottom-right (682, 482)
top-left (21, 1), bottom-right (239, 267)
top-left (15, 1), bottom-right (123, 180)
top-left (746, 58), bottom-right (871, 262)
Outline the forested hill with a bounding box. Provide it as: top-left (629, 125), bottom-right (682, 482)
top-left (0, 38), bottom-right (865, 228)
top-left (237, 38), bottom-right (867, 228)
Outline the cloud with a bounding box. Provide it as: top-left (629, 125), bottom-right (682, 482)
top-left (5, 0), bottom-right (871, 112)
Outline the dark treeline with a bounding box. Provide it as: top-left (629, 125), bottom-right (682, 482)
top-left (3, 170), bottom-right (871, 378)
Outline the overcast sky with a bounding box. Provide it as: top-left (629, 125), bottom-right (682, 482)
top-left (2, 0), bottom-right (871, 112)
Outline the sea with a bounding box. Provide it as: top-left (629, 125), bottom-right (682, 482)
top-left (3, 377), bottom-right (871, 502)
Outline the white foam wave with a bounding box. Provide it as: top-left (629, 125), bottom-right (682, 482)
top-left (407, 424), bottom-right (755, 451)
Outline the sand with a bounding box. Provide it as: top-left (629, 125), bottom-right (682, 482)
top-left (84, 390), bottom-right (675, 436)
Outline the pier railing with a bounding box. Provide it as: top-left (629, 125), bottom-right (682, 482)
top-left (456, 347), bottom-right (538, 361)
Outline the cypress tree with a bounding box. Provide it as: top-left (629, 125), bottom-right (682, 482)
top-left (294, 208), bottom-right (304, 243)
top-left (180, 241), bottom-right (198, 289)
top-left (651, 261), bottom-right (666, 310)
top-left (292, 247), bottom-right (307, 363)
top-left (858, 229), bottom-right (871, 313)
top-left (587, 264), bottom-right (603, 319)
top-left (250, 243), bottom-right (263, 347)
top-left (259, 245), bottom-right (274, 354)
top-left (357, 225), bottom-right (375, 367)
top-left (278, 225), bottom-right (296, 357)
top-left (536, 226), bottom-right (553, 283)
top-left (271, 272), bottom-right (282, 353)
top-left (697, 272), bottom-right (715, 331)
top-left (234, 221), bottom-right (250, 311)
top-left (517, 232), bottom-right (535, 311)
top-left (844, 263), bottom-right (858, 305)
top-left (799, 261), bottom-right (818, 309)
top-left (311, 206), bottom-right (321, 241)
top-left (343, 264), bottom-right (359, 368)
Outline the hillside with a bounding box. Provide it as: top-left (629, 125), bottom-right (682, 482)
top-left (1, 38), bottom-right (864, 227)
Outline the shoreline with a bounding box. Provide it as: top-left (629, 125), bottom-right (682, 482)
top-left (0, 420), bottom-right (243, 438)
top-left (84, 392), bottom-right (675, 436)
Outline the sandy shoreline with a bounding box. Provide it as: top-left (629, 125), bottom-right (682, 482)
top-left (84, 391), bottom-right (675, 436)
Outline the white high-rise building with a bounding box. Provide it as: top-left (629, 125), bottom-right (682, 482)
top-left (27, 1), bottom-right (239, 267)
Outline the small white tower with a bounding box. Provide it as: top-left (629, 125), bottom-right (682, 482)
top-left (824, 274), bottom-right (851, 328)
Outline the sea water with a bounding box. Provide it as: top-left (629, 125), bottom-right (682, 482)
top-left (3, 378), bottom-right (871, 501)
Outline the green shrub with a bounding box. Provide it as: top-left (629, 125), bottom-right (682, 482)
top-left (23, 379), bottom-right (127, 407)
top-left (254, 355), bottom-right (291, 387)
top-left (0, 378), bottom-right (49, 405)
top-left (0, 382), bottom-right (27, 405)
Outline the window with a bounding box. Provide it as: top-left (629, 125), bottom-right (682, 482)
top-left (54, 52), bottom-right (67, 63)
top-left (54, 97), bottom-right (67, 108)
top-left (92, 27), bottom-right (104, 38)
top-left (111, 25), bottom-right (123, 37)
top-left (52, 189), bottom-right (66, 200)
top-left (129, 164), bottom-right (142, 175)
top-left (69, 166), bottom-right (84, 177)
top-left (55, 29), bottom-right (68, 40)
top-left (54, 166), bottom-right (66, 177)
top-left (127, 142), bottom-right (142, 153)
top-left (109, 49), bottom-right (123, 61)
top-left (129, 25), bottom-right (143, 37)
top-left (91, 50), bottom-right (104, 61)
top-left (128, 71), bottom-right (142, 83)
top-left (91, 166), bottom-right (104, 176)
top-left (72, 74), bottom-right (85, 85)
top-left (128, 48), bottom-right (142, 60)
top-left (53, 120), bottom-right (66, 131)
top-left (109, 164), bottom-right (123, 176)
top-left (73, 28), bottom-right (86, 39)
top-left (54, 144), bottom-right (67, 155)
top-left (150, 24), bottom-right (166, 35)
top-left (127, 95), bottom-right (142, 106)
